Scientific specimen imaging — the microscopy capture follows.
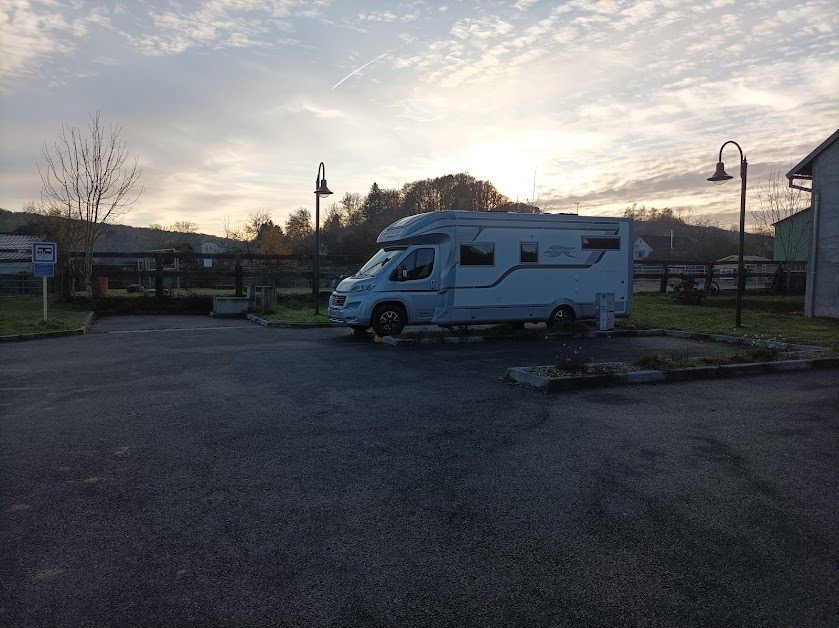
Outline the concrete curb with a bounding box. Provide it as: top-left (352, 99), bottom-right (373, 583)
top-left (655, 329), bottom-right (827, 352)
top-left (0, 311), bottom-right (94, 343)
top-left (388, 327), bottom-right (829, 352)
top-left (383, 334), bottom-right (487, 346)
top-left (246, 314), bottom-right (340, 329)
top-left (506, 356), bottom-right (839, 392)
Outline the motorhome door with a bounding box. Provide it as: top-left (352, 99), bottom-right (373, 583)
top-left (391, 246), bottom-right (439, 322)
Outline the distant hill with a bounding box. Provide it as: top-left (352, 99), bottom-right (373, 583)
top-left (0, 208), bottom-right (229, 252)
top-left (632, 217), bottom-right (773, 261)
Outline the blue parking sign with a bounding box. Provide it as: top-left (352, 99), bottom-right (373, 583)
top-left (32, 242), bottom-right (57, 264)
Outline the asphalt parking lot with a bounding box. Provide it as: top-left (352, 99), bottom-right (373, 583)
top-left (2, 316), bottom-right (838, 627)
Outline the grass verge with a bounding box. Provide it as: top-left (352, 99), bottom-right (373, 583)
top-left (626, 293), bottom-right (839, 351)
top-left (255, 293), bottom-right (332, 325)
top-left (0, 296), bottom-right (90, 336)
top-left (633, 346), bottom-right (784, 371)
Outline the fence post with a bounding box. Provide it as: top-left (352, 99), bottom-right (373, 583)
top-left (155, 253), bottom-right (163, 297)
top-left (659, 262), bottom-right (669, 293)
top-left (703, 262), bottom-right (714, 293)
top-left (59, 254), bottom-right (72, 301)
top-left (262, 287), bottom-right (276, 313)
top-left (235, 254), bottom-right (243, 297)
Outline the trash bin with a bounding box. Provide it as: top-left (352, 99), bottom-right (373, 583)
top-left (91, 276), bottom-right (108, 297)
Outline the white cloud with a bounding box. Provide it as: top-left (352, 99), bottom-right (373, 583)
top-left (450, 16), bottom-right (514, 40)
top-left (0, 0), bottom-right (837, 232)
top-left (358, 11), bottom-right (398, 22)
top-left (128, 0), bottom-right (309, 56)
top-left (0, 1), bottom-right (111, 81)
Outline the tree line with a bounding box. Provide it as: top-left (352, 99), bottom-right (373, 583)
top-left (221, 173), bottom-right (539, 259)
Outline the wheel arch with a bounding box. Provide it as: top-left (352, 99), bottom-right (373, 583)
top-left (547, 298), bottom-right (581, 320)
top-left (370, 299), bottom-right (409, 323)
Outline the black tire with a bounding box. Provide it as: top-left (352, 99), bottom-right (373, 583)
top-left (371, 304), bottom-right (406, 337)
top-left (708, 281), bottom-right (720, 295)
top-left (547, 305), bottom-right (576, 326)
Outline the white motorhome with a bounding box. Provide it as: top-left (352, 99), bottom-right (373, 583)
top-left (328, 210), bottom-right (633, 336)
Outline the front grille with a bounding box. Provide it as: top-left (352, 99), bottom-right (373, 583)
top-left (332, 295), bottom-right (346, 308)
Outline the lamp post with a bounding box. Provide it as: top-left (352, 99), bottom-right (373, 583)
top-left (313, 162), bottom-right (333, 314)
top-left (707, 140), bottom-right (747, 328)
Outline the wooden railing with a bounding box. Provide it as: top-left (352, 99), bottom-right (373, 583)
top-left (62, 251), bottom-right (368, 297)
top-left (632, 260), bottom-right (807, 293)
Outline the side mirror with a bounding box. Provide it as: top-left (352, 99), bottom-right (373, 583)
top-left (395, 264), bottom-right (408, 281)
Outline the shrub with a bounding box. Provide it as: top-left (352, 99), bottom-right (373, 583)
top-left (634, 354), bottom-right (667, 370)
top-left (744, 346), bottom-right (781, 362)
top-left (556, 342), bottom-right (589, 372)
top-left (670, 275), bottom-right (706, 305)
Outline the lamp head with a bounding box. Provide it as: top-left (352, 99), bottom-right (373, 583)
top-left (707, 162), bottom-right (733, 185)
top-left (315, 178), bottom-right (333, 198)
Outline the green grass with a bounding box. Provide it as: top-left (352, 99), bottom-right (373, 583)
top-left (0, 296), bottom-right (90, 336)
top-left (633, 346), bottom-right (783, 370)
top-left (626, 293), bottom-right (839, 350)
top-left (257, 293), bottom-right (332, 325)
top-left (261, 308), bottom-right (332, 324)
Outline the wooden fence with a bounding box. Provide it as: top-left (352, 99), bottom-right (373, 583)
top-left (0, 271), bottom-right (46, 295)
top-left (63, 251), bottom-right (368, 298)
top-left (633, 260), bottom-right (807, 293)
top-left (2, 252), bottom-right (808, 297)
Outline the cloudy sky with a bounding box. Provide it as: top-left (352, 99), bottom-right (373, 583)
top-left (1, 0), bottom-right (836, 236)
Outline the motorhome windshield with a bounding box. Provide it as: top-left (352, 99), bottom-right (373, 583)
top-left (353, 247), bottom-right (406, 278)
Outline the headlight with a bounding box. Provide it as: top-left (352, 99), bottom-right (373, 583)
top-left (349, 281), bottom-right (377, 293)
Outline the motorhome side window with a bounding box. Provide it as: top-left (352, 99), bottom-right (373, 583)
top-left (392, 248), bottom-right (435, 280)
top-left (460, 243), bottom-right (494, 266)
top-left (520, 242), bottom-right (538, 262)
top-left (581, 237), bottom-right (621, 250)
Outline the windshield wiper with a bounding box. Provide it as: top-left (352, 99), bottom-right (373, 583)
top-left (356, 258), bottom-right (391, 278)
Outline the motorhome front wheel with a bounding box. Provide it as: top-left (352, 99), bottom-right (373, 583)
top-left (372, 305), bottom-right (406, 337)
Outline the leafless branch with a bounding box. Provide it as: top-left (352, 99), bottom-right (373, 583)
top-left (38, 111), bottom-right (143, 293)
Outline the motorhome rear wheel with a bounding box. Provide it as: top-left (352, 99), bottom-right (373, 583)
top-left (548, 305), bottom-right (576, 326)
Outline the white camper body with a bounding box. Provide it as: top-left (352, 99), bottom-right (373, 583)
top-left (328, 211), bottom-right (633, 336)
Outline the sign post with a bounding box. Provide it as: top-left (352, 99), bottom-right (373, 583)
top-left (32, 242), bottom-right (57, 322)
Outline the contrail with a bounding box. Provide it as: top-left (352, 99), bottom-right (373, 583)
top-left (332, 49), bottom-right (394, 90)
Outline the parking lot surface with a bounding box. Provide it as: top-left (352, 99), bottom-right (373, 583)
top-left (2, 317), bottom-right (838, 627)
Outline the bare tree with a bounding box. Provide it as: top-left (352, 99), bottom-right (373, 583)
top-left (148, 220), bottom-right (200, 251)
top-left (223, 212), bottom-right (276, 253)
top-left (39, 111), bottom-right (143, 294)
top-left (223, 217), bottom-right (248, 251)
top-left (751, 171), bottom-right (811, 261)
top-left (687, 215), bottom-right (735, 261)
top-left (172, 220), bottom-right (198, 234)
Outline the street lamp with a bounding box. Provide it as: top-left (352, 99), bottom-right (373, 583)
top-left (313, 162), bottom-right (333, 314)
top-left (707, 140), bottom-right (747, 328)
